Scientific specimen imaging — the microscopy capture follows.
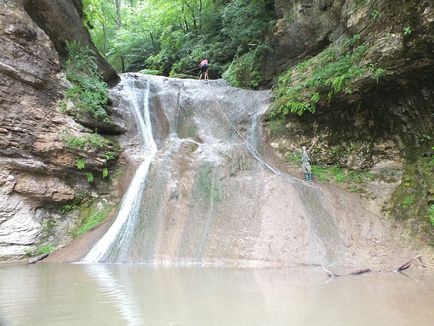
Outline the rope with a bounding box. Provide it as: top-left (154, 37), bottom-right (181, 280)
top-left (205, 80), bottom-right (284, 176)
top-left (183, 66), bottom-right (200, 74)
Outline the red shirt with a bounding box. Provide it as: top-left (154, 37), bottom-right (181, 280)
top-left (200, 59), bottom-right (208, 67)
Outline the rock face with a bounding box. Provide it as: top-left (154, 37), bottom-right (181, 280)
top-left (0, 0), bottom-right (120, 260)
top-left (266, 0), bottom-right (434, 164)
top-left (22, 0), bottom-right (119, 84)
top-left (265, 0), bottom-right (434, 240)
top-left (266, 0), bottom-right (434, 80)
top-left (265, 0), bottom-right (344, 80)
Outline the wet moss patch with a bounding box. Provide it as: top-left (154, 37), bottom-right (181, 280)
top-left (73, 202), bottom-right (115, 237)
top-left (389, 151), bottom-right (434, 244)
top-left (193, 164), bottom-right (224, 203)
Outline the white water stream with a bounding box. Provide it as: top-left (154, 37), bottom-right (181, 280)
top-left (83, 78), bottom-right (157, 262)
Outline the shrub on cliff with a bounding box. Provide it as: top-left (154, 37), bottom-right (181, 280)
top-left (63, 41), bottom-right (109, 122)
top-left (269, 35), bottom-right (385, 118)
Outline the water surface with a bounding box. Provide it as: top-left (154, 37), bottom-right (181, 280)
top-left (0, 264), bottom-right (433, 325)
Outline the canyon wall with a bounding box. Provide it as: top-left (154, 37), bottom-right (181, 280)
top-left (0, 0), bottom-right (122, 259)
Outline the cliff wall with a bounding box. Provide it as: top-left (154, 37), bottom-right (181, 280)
top-left (0, 0), bottom-right (122, 260)
top-left (265, 0), bottom-right (434, 242)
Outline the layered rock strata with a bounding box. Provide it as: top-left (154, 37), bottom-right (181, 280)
top-left (0, 1), bottom-right (121, 260)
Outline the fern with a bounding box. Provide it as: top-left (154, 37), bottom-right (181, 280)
top-left (86, 172), bottom-right (94, 183)
top-left (76, 158), bottom-right (86, 170)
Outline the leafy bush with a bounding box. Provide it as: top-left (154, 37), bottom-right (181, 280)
top-left (269, 35), bottom-right (385, 117)
top-left (61, 130), bottom-right (118, 183)
top-left (62, 131), bottom-right (111, 151)
top-left (63, 41), bottom-right (109, 121)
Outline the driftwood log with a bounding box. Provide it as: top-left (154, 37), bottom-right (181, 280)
top-left (323, 255), bottom-right (426, 277)
top-left (28, 253), bottom-right (49, 264)
top-left (322, 266), bottom-right (371, 278)
top-left (393, 255), bottom-right (426, 272)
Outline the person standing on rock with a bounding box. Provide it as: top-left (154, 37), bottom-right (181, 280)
top-left (291, 138), bottom-right (317, 182)
top-left (199, 58), bottom-right (209, 80)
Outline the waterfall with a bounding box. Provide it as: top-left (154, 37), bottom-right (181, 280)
top-left (79, 74), bottom-right (393, 267)
top-left (83, 77), bottom-right (157, 263)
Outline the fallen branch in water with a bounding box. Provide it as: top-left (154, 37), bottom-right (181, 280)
top-left (322, 266), bottom-right (338, 277)
top-left (322, 254), bottom-right (426, 277)
top-left (393, 255), bottom-right (426, 273)
top-left (28, 253), bottom-right (49, 264)
top-left (322, 266), bottom-right (371, 278)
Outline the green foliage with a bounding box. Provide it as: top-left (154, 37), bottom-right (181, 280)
top-left (403, 26), bottom-right (412, 36)
top-left (355, 0), bottom-right (367, 7)
top-left (311, 165), bottom-right (375, 184)
top-left (62, 130), bottom-right (117, 154)
top-left (26, 244), bottom-right (55, 257)
top-left (60, 191), bottom-right (88, 215)
top-left (35, 244), bottom-right (55, 256)
top-left (285, 152), bottom-right (300, 165)
top-left (62, 130), bottom-right (117, 183)
top-left (370, 9), bottom-right (380, 20)
top-left (269, 35), bottom-right (375, 117)
top-left (429, 204), bottom-right (434, 226)
top-left (83, 0), bottom-right (274, 84)
top-left (402, 194), bottom-right (416, 208)
top-left (223, 44), bottom-right (271, 88)
top-left (64, 135), bottom-right (87, 150)
top-left (76, 158), bottom-right (86, 170)
top-left (74, 204), bottom-right (114, 237)
top-left (104, 150), bottom-right (118, 161)
top-left (64, 41), bottom-right (109, 121)
top-left (221, 0), bottom-right (274, 52)
top-left (61, 203), bottom-right (78, 214)
top-left (349, 186), bottom-right (363, 193)
top-left (372, 67), bottom-right (386, 82)
top-left (86, 172), bottom-right (95, 183)
top-left (430, 147), bottom-right (434, 167)
top-left (389, 153), bottom-right (434, 242)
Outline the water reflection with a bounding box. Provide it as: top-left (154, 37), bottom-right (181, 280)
top-left (0, 264), bottom-right (433, 326)
top-left (85, 264), bottom-right (143, 325)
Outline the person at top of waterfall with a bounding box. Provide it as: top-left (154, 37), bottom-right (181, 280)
top-left (291, 138), bottom-right (318, 182)
top-left (199, 58), bottom-right (209, 80)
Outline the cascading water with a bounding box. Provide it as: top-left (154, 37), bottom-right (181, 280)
top-left (83, 73), bottom-right (408, 267)
top-left (83, 78), bottom-right (157, 262)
